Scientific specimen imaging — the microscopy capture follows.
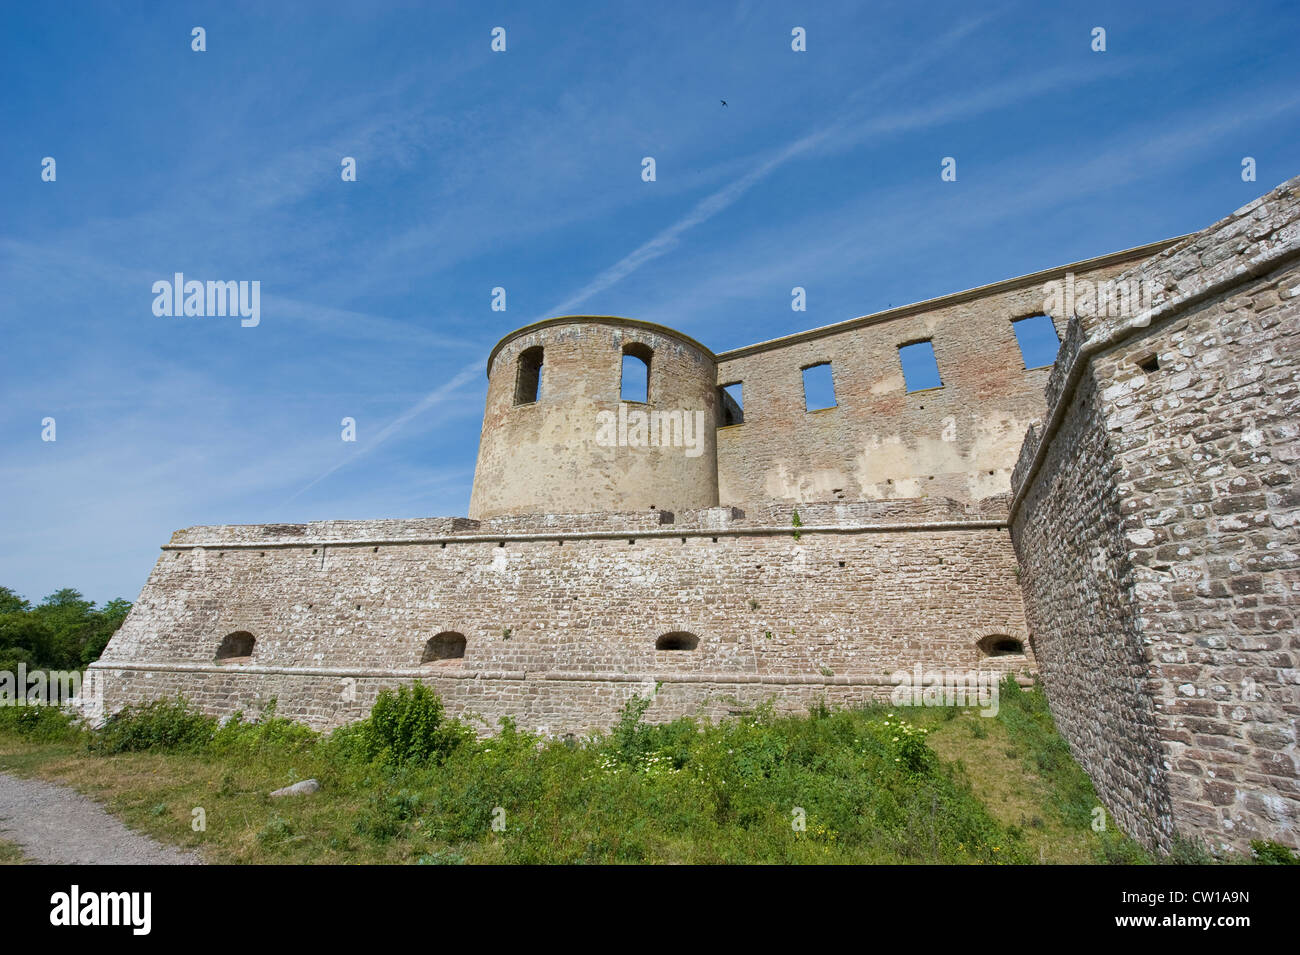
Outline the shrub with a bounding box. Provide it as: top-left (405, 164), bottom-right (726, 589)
top-left (1250, 840), bottom-right (1298, 865)
top-left (88, 696), bottom-right (216, 754)
top-left (0, 704), bottom-right (83, 742)
top-left (1167, 833), bottom-right (1214, 865)
top-left (351, 684), bottom-right (472, 766)
top-left (210, 699), bottom-right (317, 754)
top-left (608, 690), bottom-right (657, 768)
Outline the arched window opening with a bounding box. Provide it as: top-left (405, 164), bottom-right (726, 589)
top-left (621, 343), bottom-right (653, 403)
top-left (656, 631), bottom-right (699, 651)
top-left (422, 631), bottom-right (467, 663)
top-left (977, 634), bottom-right (1025, 657)
top-left (215, 631), bottom-right (255, 664)
top-left (514, 346), bottom-right (543, 405)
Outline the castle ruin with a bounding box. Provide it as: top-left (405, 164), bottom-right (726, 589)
top-left (91, 176), bottom-right (1300, 855)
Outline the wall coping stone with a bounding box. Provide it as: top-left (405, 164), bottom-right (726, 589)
top-left (161, 518), bottom-right (1008, 551)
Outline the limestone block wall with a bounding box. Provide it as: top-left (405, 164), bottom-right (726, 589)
top-left (92, 500), bottom-right (1033, 735)
top-left (715, 241), bottom-right (1177, 507)
top-left (1011, 175), bottom-right (1300, 853)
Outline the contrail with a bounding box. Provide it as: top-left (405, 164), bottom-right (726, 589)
top-left (289, 361), bottom-right (481, 500)
top-left (536, 14), bottom-right (997, 321)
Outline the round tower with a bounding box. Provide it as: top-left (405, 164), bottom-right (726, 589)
top-left (469, 316), bottom-right (720, 519)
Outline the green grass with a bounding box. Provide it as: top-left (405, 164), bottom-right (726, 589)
top-left (926, 677), bottom-right (1152, 863)
top-left (0, 679), bottom-right (1185, 865)
top-left (0, 837), bottom-right (30, 865)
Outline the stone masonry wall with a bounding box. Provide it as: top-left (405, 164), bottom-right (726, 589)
top-left (715, 242), bottom-right (1176, 507)
top-left (1011, 175), bottom-right (1300, 854)
top-left (1010, 357), bottom-right (1173, 849)
top-left (93, 500), bottom-right (1032, 735)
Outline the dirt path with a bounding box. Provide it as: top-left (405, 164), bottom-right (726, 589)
top-left (0, 772), bottom-right (202, 865)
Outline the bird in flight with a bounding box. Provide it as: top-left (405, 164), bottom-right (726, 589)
top-left (721, 99), bottom-right (727, 107)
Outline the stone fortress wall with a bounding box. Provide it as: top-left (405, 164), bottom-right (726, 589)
top-left (92, 497), bottom-right (1031, 736)
top-left (1010, 176), bottom-right (1300, 853)
top-left (92, 176), bottom-right (1300, 855)
top-left (714, 241), bottom-right (1175, 506)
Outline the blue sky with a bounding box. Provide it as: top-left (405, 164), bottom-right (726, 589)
top-left (2, 1), bottom-right (1297, 604)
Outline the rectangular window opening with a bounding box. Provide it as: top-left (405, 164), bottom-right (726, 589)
top-left (718, 382), bottom-right (744, 425)
top-left (899, 341), bottom-right (942, 393)
top-left (802, 362), bottom-right (836, 411)
top-left (1011, 314), bottom-right (1061, 369)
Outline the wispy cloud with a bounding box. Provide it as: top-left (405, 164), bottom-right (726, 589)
top-left (289, 362), bottom-right (483, 500)
top-left (535, 11), bottom-right (1138, 320)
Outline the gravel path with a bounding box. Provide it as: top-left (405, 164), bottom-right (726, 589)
top-left (0, 772), bottom-right (202, 865)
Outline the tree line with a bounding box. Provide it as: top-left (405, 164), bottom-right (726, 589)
top-left (0, 586), bottom-right (130, 672)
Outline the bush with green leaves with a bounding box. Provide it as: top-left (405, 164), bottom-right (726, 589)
top-left (87, 696), bottom-right (217, 754)
top-left (0, 704), bottom-right (84, 742)
top-left (210, 699), bottom-right (317, 755)
top-left (346, 683), bottom-right (473, 766)
top-left (1251, 840), bottom-right (1298, 865)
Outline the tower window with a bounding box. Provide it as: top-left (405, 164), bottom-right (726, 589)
top-left (1011, 315), bottom-right (1061, 369)
top-left (622, 343), bottom-right (652, 403)
top-left (514, 346), bottom-right (543, 405)
top-left (718, 382), bottom-right (744, 426)
top-left (899, 340), bottom-right (942, 392)
top-left (802, 362), bottom-right (836, 411)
